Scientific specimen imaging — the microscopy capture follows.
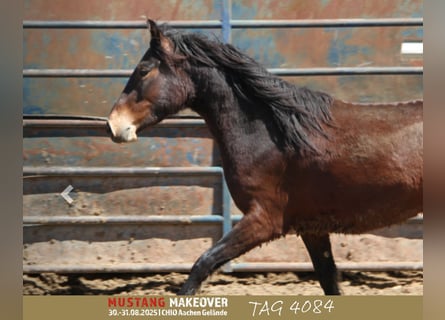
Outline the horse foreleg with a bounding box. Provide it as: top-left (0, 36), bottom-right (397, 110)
top-left (301, 233), bottom-right (341, 295)
top-left (178, 210), bottom-right (276, 295)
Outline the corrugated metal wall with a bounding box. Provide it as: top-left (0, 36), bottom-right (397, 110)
top-left (23, 0), bottom-right (423, 273)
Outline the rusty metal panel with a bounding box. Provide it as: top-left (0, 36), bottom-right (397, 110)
top-left (232, 0), bottom-right (423, 20)
top-left (23, 175), bottom-right (223, 216)
top-left (23, 127), bottom-right (219, 167)
top-left (24, 0), bottom-right (223, 21)
top-left (23, 77), bottom-right (126, 116)
top-left (23, 0), bottom-right (223, 116)
top-left (229, 0), bottom-right (423, 102)
top-left (23, 1), bottom-right (423, 116)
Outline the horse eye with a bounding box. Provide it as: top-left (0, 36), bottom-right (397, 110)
top-left (139, 68), bottom-right (150, 77)
top-left (138, 60), bottom-right (159, 78)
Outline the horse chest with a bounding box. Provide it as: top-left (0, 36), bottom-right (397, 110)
top-left (221, 148), bottom-right (287, 214)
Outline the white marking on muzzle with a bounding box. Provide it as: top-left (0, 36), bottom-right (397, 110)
top-left (108, 112), bottom-right (138, 143)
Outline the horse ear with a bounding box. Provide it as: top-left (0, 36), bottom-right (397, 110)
top-left (147, 19), bottom-right (160, 39)
top-left (147, 19), bottom-right (173, 54)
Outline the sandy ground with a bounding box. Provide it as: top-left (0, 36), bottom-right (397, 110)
top-left (23, 270), bottom-right (422, 296)
top-left (23, 233), bottom-right (423, 296)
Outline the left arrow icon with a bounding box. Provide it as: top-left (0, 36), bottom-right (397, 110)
top-left (61, 185), bottom-right (74, 204)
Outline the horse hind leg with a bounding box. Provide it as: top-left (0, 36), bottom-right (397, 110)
top-left (301, 233), bottom-right (341, 295)
top-left (178, 208), bottom-right (278, 295)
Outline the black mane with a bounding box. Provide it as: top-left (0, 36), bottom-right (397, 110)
top-left (157, 26), bottom-right (334, 154)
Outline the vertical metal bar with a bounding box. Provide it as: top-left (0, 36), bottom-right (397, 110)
top-left (220, 0), bottom-right (233, 273)
top-left (221, 0), bottom-right (232, 43)
top-left (222, 176), bottom-right (232, 237)
top-left (221, 175), bottom-right (233, 272)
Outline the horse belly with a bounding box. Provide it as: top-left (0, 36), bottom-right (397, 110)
top-left (291, 180), bottom-right (421, 235)
top-left (288, 130), bottom-right (422, 234)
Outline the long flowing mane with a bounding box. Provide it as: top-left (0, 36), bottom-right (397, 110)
top-left (154, 26), bottom-right (334, 153)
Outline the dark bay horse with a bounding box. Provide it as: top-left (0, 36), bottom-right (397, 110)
top-left (107, 20), bottom-right (423, 295)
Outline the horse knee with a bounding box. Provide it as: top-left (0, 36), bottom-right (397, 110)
top-left (179, 206), bottom-right (279, 295)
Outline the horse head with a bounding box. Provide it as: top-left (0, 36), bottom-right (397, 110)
top-left (107, 19), bottom-right (193, 143)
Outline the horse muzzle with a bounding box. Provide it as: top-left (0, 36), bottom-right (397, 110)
top-left (107, 118), bottom-right (138, 143)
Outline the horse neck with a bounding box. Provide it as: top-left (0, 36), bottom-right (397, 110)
top-left (190, 68), bottom-right (245, 146)
top-left (189, 67), bottom-right (277, 167)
